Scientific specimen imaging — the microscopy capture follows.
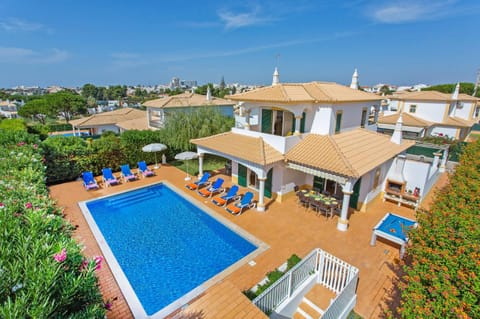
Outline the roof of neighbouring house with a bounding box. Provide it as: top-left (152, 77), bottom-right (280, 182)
top-left (378, 112), bottom-right (434, 127)
top-left (143, 92), bottom-right (234, 108)
top-left (285, 129), bottom-right (414, 178)
top-left (116, 116), bottom-right (150, 131)
top-left (191, 132), bottom-right (284, 166)
top-left (69, 108), bottom-right (146, 127)
top-left (389, 90), bottom-right (479, 102)
top-left (227, 82), bottom-right (382, 104)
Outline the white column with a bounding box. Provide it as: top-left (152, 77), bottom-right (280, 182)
top-left (257, 177), bottom-right (266, 212)
top-left (337, 180), bottom-right (354, 231)
top-left (439, 149), bottom-right (448, 172)
top-left (294, 115), bottom-right (302, 135)
top-left (244, 109), bottom-right (251, 130)
top-left (198, 154), bottom-right (204, 177)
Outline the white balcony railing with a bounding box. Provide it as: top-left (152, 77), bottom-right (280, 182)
top-left (231, 127), bottom-right (302, 154)
top-left (252, 248), bottom-right (359, 318)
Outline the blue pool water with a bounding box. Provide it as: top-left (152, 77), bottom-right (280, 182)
top-left (376, 214), bottom-right (416, 241)
top-left (86, 183), bottom-right (257, 316)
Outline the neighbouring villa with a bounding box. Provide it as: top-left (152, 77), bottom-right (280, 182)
top-left (378, 84), bottom-right (480, 140)
top-left (191, 69), bottom-right (444, 231)
top-left (69, 107), bottom-right (149, 135)
top-left (143, 87), bottom-right (235, 129)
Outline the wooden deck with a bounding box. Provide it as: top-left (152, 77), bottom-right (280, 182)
top-left (49, 164), bottom-right (449, 319)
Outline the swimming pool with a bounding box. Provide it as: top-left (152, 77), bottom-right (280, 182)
top-left (79, 182), bottom-right (264, 318)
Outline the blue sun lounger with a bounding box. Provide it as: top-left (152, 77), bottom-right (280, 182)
top-left (185, 172), bottom-right (211, 190)
top-left (212, 185), bottom-right (240, 207)
top-left (120, 164), bottom-right (137, 183)
top-left (226, 192), bottom-right (256, 216)
top-left (101, 168), bottom-right (119, 187)
top-left (198, 178), bottom-right (224, 198)
top-left (138, 161), bottom-right (154, 178)
top-left (82, 171), bottom-right (99, 190)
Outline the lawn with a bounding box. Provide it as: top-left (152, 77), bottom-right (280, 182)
top-left (170, 154), bottom-right (228, 177)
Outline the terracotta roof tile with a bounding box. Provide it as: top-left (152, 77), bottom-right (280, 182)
top-left (143, 92), bottom-right (234, 108)
top-left (378, 113), bottom-right (433, 127)
top-left (69, 108), bottom-right (145, 127)
top-left (391, 91), bottom-right (480, 102)
top-left (228, 82), bottom-right (382, 104)
top-left (116, 117), bottom-right (151, 130)
top-left (286, 129), bottom-right (414, 178)
top-left (191, 132), bottom-right (284, 166)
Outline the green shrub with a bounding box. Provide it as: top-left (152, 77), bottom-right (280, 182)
top-left (397, 139), bottom-right (480, 318)
top-left (0, 131), bottom-right (105, 318)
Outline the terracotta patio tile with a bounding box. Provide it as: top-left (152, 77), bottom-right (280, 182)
top-left (49, 164), bottom-right (448, 319)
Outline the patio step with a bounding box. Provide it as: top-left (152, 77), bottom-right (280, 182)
top-left (295, 297), bottom-right (324, 319)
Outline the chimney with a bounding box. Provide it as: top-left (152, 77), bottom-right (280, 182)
top-left (350, 68), bottom-right (359, 90)
top-left (206, 86), bottom-right (212, 101)
top-left (272, 67), bottom-right (280, 86)
top-left (451, 82), bottom-right (460, 100)
top-left (390, 113), bottom-right (403, 145)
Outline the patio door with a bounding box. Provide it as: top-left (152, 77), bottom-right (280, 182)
top-left (261, 109), bottom-right (272, 133)
top-left (313, 176), bottom-right (325, 192)
top-left (238, 164), bottom-right (247, 187)
top-left (349, 178), bottom-right (361, 209)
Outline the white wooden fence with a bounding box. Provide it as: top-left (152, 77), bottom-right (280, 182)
top-left (252, 248), bottom-right (358, 317)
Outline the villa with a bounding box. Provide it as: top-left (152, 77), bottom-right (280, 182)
top-left (143, 88), bottom-right (235, 129)
top-left (191, 69), bottom-right (431, 231)
top-left (378, 85), bottom-right (480, 140)
top-left (69, 107), bottom-right (149, 135)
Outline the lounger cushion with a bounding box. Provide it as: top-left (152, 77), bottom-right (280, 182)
top-left (212, 197), bottom-right (227, 206)
top-left (186, 183), bottom-right (198, 190)
top-left (198, 188), bottom-right (211, 197)
top-left (226, 204), bottom-right (241, 214)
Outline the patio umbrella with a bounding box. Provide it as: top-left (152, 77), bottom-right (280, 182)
top-left (175, 151), bottom-right (198, 181)
top-left (142, 143), bottom-right (167, 169)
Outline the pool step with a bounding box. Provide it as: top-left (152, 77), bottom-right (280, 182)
top-left (294, 297), bottom-right (325, 319)
top-left (106, 190), bottom-right (162, 208)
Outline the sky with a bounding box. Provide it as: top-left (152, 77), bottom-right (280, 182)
top-left (0, 0), bottom-right (479, 88)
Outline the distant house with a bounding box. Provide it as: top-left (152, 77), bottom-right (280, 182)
top-left (378, 88), bottom-right (480, 140)
top-left (69, 108), bottom-right (148, 135)
top-left (143, 90), bottom-right (234, 129)
top-left (0, 100), bottom-right (19, 119)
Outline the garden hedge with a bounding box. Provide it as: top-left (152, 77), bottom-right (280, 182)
top-left (397, 139), bottom-right (480, 318)
top-left (0, 130), bottom-right (106, 318)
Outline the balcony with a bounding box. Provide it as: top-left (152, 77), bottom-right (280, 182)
top-left (231, 127), bottom-right (302, 154)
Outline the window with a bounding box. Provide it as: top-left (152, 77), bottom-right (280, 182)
top-left (335, 111), bottom-right (342, 134)
top-left (409, 104), bottom-right (417, 113)
top-left (475, 106), bottom-right (480, 118)
top-left (360, 108), bottom-right (368, 128)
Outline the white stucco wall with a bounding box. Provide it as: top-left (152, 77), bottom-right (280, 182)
top-left (91, 124), bottom-right (120, 134)
top-left (358, 160), bottom-right (392, 207)
top-left (430, 126), bottom-right (458, 138)
top-left (403, 100), bottom-right (447, 123)
top-left (454, 101), bottom-right (475, 120)
top-left (403, 159), bottom-right (431, 197)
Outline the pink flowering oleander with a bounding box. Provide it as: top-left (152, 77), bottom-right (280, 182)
top-left (54, 248), bottom-right (67, 262)
top-left (25, 202), bottom-right (33, 209)
top-left (94, 256), bottom-right (104, 270)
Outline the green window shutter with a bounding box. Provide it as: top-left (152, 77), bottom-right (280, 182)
top-left (349, 178), bottom-right (362, 209)
top-left (264, 168), bottom-right (273, 198)
top-left (261, 109), bottom-right (272, 133)
top-left (238, 164), bottom-right (247, 187)
top-left (291, 114), bottom-right (296, 133)
top-left (300, 112), bottom-right (306, 133)
top-left (335, 112), bottom-right (342, 133)
top-left (313, 176), bottom-right (325, 192)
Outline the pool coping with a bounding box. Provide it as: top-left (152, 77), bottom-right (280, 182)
top-left (78, 180), bottom-right (269, 319)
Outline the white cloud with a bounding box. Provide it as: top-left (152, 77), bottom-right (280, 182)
top-left (369, 1), bottom-right (462, 23)
top-left (0, 18), bottom-right (51, 33)
top-left (0, 47), bottom-right (69, 64)
top-left (218, 5), bottom-right (274, 29)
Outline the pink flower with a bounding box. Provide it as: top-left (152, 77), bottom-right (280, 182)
top-left (0, 202), bottom-right (4, 209)
top-left (17, 141), bottom-right (25, 147)
top-left (33, 144), bottom-right (38, 149)
top-left (94, 256), bottom-right (104, 270)
top-left (25, 202), bottom-right (33, 209)
top-left (104, 301), bottom-right (112, 310)
top-left (54, 248), bottom-right (67, 262)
